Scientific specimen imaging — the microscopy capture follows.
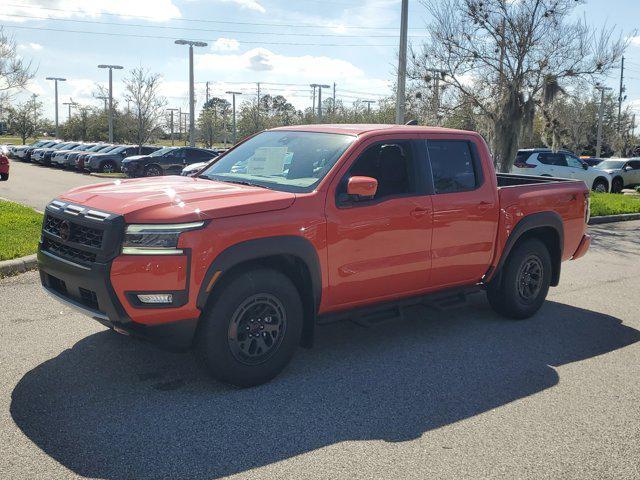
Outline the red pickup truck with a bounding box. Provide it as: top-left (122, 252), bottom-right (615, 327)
top-left (38, 125), bottom-right (591, 386)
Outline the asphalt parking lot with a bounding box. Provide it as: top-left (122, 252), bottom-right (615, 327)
top-left (1, 159), bottom-right (106, 210)
top-left (1, 220), bottom-right (639, 479)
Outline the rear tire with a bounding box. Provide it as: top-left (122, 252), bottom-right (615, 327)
top-left (592, 178), bottom-right (608, 193)
top-left (486, 238), bottom-right (552, 319)
top-left (195, 268), bottom-right (303, 387)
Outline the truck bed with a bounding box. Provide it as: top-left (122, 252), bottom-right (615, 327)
top-left (496, 173), bottom-right (575, 188)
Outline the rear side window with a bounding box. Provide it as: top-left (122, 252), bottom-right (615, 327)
top-left (538, 153), bottom-right (566, 166)
top-left (426, 140), bottom-right (479, 194)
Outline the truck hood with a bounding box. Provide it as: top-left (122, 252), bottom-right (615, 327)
top-left (58, 175), bottom-right (296, 223)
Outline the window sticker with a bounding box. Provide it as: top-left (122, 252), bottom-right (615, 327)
top-left (247, 147), bottom-right (289, 175)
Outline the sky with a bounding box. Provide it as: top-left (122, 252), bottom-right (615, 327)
top-left (1, 0), bottom-right (640, 122)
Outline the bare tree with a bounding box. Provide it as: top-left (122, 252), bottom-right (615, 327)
top-left (123, 68), bottom-right (166, 152)
top-left (412, 0), bottom-right (627, 171)
top-left (0, 28), bottom-right (35, 107)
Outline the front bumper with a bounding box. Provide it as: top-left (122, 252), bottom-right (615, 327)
top-left (39, 249), bottom-right (197, 350)
top-left (37, 203), bottom-right (198, 350)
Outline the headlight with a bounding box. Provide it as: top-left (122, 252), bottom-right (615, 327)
top-left (122, 221), bottom-right (204, 255)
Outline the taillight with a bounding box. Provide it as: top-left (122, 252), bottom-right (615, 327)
top-left (585, 193), bottom-right (591, 224)
top-left (0, 155), bottom-right (8, 165)
top-left (514, 160), bottom-right (536, 168)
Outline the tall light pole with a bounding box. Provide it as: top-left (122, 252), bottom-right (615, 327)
top-left (396, 0), bottom-right (409, 124)
top-left (45, 77), bottom-right (66, 138)
top-left (316, 84), bottom-right (330, 121)
top-left (226, 91), bottom-right (242, 144)
top-left (95, 95), bottom-right (108, 112)
top-left (363, 100), bottom-right (376, 114)
top-left (63, 100), bottom-right (77, 121)
top-left (596, 84), bottom-right (612, 158)
top-left (167, 108), bottom-right (179, 146)
top-left (97, 64), bottom-right (123, 142)
top-left (175, 39), bottom-right (208, 147)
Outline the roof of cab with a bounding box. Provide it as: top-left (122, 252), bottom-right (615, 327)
top-left (268, 124), bottom-right (478, 136)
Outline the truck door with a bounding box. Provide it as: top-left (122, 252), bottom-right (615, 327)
top-left (325, 138), bottom-right (433, 309)
top-left (424, 138), bottom-right (499, 287)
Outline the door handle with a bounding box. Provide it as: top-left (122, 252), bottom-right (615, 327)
top-left (410, 207), bottom-right (431, 218)
top-left (477, 201), bottom-right (493, 212)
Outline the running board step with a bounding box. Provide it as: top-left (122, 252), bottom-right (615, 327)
top-left (351, 305), bottom-right (403, 327)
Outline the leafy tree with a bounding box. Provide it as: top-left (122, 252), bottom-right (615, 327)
top-left (7, 96), bottom-right (42, 144)
top-left (0, 27), bottom-right (35, 107)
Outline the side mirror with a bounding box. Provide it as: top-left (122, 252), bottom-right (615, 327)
top-left (624, 165), bottom-right (632, 171)
top-left (347, 176), bottom-right (378, 200)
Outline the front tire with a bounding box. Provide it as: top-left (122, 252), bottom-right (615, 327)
top-left (486, 238), bottom-right (552, 319)
top-left (99, 160), bottom-right (118, 174)
top-left (0, 173), bottom-right (7, 181)
top-left (592, 178), bottom-right (608, 193)
top-left (144, 165), bottom-right (163, 177)
top-left (195, 268), bottom-right (303, 387)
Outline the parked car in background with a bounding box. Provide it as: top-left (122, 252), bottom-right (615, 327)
top-left (512, 148), bottom-right (612, 192)
top-left (85, 145), bottom-right (159, 173)
top-left (63, 143), bottom-right (110, 169)
top-left (51, 143), bottom-right (96, 167)
top-left (15, 140), bottom-right (60, 161)
top-left (581, 157), bottom-right (604, 167)
top-left (593, 158), bottom-right (640, 193)
top-left (33, 142), bottom-right (81, 166)
top-left (0, 152), bottom-right (9, 180)
top-left (75, 144), bottom-right (117, 170)
top-left (181, 160), bottom-right (209, 176)
top-left (121, 146), bottom-right (218, 177)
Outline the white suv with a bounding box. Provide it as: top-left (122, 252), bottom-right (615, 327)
top-left (512, 149), bottom-right (612, 192)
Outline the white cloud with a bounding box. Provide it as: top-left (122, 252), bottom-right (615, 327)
top-left (194, 48), bottom-right (392, 110)
top-left (629, 36), bottom-right (640, 47)
top-left (0, 0), bottom-right (181, 23)
top-left (211, 38), bottom-right (240, 52)
top-left (219, 0), bottom-right (266, 13)
top-left (18, 42), bottom-right (43, 51)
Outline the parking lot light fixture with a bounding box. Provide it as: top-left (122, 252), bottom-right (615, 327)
top-left (225, 91), bottom-right (242, 144)
top-left (175, 40), bottom-right (208, 147)
top-left (97, 64), bottom-right (124, 143)
top-left (45, 77), bottom-right (66, 138)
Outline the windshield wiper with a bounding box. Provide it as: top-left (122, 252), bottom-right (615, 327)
top-left (201, 176), bottom-right (271, 189)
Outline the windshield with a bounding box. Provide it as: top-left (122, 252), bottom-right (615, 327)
top-left (199, 131), bottom-right (355, 193)
top-left (596, 160), bottom-right (626, 170)
top-left (150, 147), bottom-right (177, 157)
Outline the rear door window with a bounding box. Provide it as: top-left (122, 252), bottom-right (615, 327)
top-left (426, 140), bottom-right (480, 194)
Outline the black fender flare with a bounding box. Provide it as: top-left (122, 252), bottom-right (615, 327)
top-left (492, 211), bottom-right (564, 286)
top-left (195, 235), bottom-right (322, 312)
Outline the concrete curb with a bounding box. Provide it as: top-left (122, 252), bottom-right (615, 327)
top-left (589, 213), bottom-right (640, 225)
top-left (0, 254), bottom-right (38, 277)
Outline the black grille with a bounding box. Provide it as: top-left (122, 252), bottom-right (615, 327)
top-left (43, 238), bottom-right (97, 264)
top-left (44, 215), bottom-right (104, 248)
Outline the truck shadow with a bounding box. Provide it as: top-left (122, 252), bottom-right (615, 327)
top-left (10, 297), bottom-right (640, 479)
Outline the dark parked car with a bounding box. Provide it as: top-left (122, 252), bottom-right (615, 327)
top-left (75, 144), bottom-right (117, 170)
top-left (85, 145), bottom-right (160, 173)
top-left (121, 146), bottom-right (218, 177)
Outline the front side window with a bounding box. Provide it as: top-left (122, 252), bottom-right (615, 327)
top-left (427, 140), bottom-right (479, 194)
top-left (200, 130), bottom-right (355, 193)
top-left (565, 155), bottom-right (584, 169)
top-left (339, 141), bottom-right (417, 202)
